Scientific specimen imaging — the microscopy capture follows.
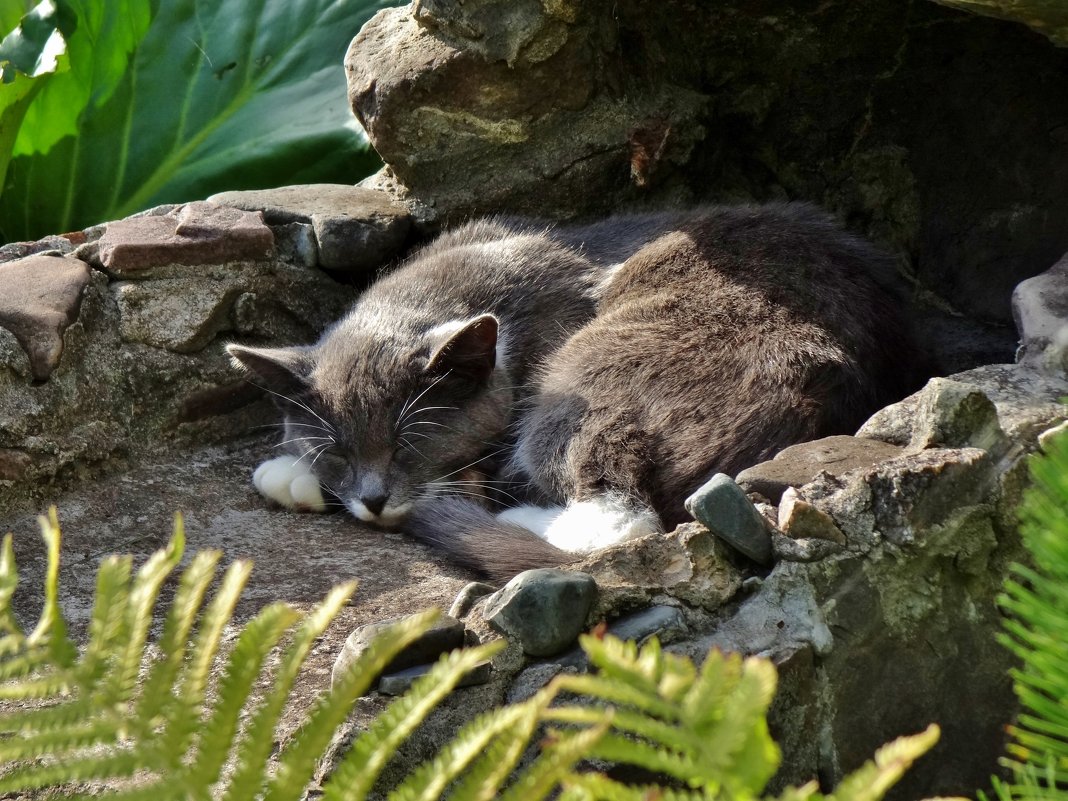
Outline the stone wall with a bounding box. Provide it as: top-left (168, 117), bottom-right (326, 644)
top-left (347, 0), bottom-right (1068, 342)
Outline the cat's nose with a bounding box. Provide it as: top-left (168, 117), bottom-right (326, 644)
top-left (361, 493), bottom-right (389, 517)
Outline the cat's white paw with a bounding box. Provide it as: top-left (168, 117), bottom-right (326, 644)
top-left (252, 455), bottom-right (327, 512)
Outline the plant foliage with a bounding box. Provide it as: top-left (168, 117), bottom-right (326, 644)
top-left (982, 427), bottom-right (1068, 801)
top-left (0, 508), bottom-right (946, 799)
top-left (0, 0), bottom-right (389, 243)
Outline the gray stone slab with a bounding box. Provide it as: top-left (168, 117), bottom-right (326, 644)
top-left (208, 185), bottom-right (411, 272)
top-left (736, 435), bottom-right (903, 504)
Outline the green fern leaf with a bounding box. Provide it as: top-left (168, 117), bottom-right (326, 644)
top-left (496, 718), bottom-right (611, 801)
top-left (387, 699), bottom-right (543, 801)
top-left (181, 602), bottom-right (302, 794)
top-left (544, 705), bottom-right (708, 756)
top-left (264, 608), bottom-right (443, 801)
top-left (28, 509), bottom-right (77, 668)
top-left (0, 534), bottom-right (24, 640)
top-left (445, 704), bottom-right (542, 801)
top-left (134, 547), bottom-right (222, 732)
top-left (823, 724), bottom-right (942, 801)
top-left (323, 641), bottom-right (505, 801)
top-left (156, 559), bottom-right (253, 770)
top-left (222, 580), bottom-right (357, 801)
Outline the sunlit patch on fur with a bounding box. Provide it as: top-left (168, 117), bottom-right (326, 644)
top-left (252, 455), bottom-right (326, 512)
top-left (540, 494), bottom-right (661, 552)
top-left (496, 505), bottom-right (565, 537)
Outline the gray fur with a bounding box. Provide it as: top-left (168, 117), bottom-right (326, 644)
top-left (229, 203), bottom-right (922, 581)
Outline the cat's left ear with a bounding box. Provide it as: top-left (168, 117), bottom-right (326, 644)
top-left (426, 314), bottom-right (499, 382)
top-left (227, 344), bottom-right (312, 394)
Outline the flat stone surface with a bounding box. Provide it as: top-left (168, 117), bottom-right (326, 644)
top-left (684, 473), bottom-right (772, 564)
top-left (0, 255), bottom-right (91, 381)
top-left (448, 581), bottom-right (497, 618)
top-left (208, 185), bottom-right (411, 272)
top-left (736, 435), bottom-right (904, 504)
top-left (483, 568), bottom-right (596, 657)
top-left (909, 377), bottom-right (1004, 451)
top-left (97, 203), bottom-right (274, 273)
top-left (606, 605), bottom-right (686, 644)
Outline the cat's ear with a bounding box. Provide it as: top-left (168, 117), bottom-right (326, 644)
top-left (426, 314), bottom-right (499, 382)
top-left (227, 344), bottom-right (311, 394)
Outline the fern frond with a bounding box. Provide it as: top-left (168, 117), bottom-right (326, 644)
top-left (133, 548), bottom-right (222, 731)
top-left (824, 724), bottom-right (942, 801)
top-left (387, 697), bottom-right (544, 801)
top-left (544, 705), bottom-right (708, 756)
top-left (28, 509), bottom-right (77, 668)
top-left (548, 642), bottom-right (779, 797)
top-left (550, 672), bottom-right (682, 721)
top-left (444, 708), bottom-right (540, 801)
top-left (323, 640), bottom-right (505, 801)
top-left (156, 558), bottom-right (254, 770)
top-left (108, 518), bottom-right (186, 706)
top-left (0, 534), bottom-right (23, 639)
top-left (264, 607), bottom-right (443, 801)
top-left (0, 751), bottom-right (143, 793)
top-left (496, 717), bottom-right (611, 801)
top-left (181, 602), bottom-right (302, 794)
top-left (222, 580), bottom-right (358, 801)
top-left (995, 427), bottom-right (1068, 792)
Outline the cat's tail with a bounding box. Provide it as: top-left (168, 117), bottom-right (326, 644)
top-left (402, 498), bottom-right (575, 583)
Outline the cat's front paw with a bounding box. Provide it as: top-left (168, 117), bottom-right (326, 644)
top-left (252, 455), bottom-right (327, 512)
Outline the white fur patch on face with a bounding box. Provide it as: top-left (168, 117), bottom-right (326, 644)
top-left (496, 505), bottom-right (565, 537)
top-left (252, 455), bottom-right (326, 512)
top-left (540, 494), bottom-right (661, 553)
top-left (344, 497), bottom-right (411, 527)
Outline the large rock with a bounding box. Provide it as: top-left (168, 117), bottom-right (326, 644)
top-left (208, 185), bottom-right (413, 272)
top-left (483, 569), bottom-right (597, 657)
top-left (0, 255), bottom-right (91, 382)
top-left (685, 473), bottom-right (772, 564)
top-left (96, 203), bottom-right (274, 272)
top-left (736, 435), bottom-right (904, 504)
top-left (345, 3), bottom-right (706, 223)
top-left (859, 364), bottom-right (1068, 449)
top-left (931, 0), bottom-right (1068, 45)
top-left (1012, 251), bottom-right (1068, 374)
top-left (345, 0), bottom-right (1068, 341)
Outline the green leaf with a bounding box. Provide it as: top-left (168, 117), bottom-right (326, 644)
top-left (0, 0), bottom-right (69, 198)
top-left (0, 0), bottom-right (390, 243)
top-left (14, 0), bottom-right (151, 158)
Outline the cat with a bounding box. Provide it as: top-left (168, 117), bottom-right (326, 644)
top-left (228, 203), bottom-right (922, 581)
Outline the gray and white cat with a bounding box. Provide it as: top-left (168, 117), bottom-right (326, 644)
top-left (228, 204), bottom-right (922, 580)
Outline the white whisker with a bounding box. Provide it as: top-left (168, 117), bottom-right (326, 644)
top-left (397, 370), bottom-right (453, 429)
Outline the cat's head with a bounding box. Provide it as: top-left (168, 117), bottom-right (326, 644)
top-left (228, 313), bottom-right (512, 527)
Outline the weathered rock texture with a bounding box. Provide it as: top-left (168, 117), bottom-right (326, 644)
top-left (0, 197), bottom-right (386, 514)
top-left (346, 0), bottom-right (1068, 359)
top-left (2, 176), bottom-right (1066, 799)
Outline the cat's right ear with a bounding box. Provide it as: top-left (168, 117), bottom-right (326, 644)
top-left (226, 344), bottom-right (311, 394)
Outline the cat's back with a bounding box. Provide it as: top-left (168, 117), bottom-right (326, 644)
top-left (520, 203), bottom-right (922, 520)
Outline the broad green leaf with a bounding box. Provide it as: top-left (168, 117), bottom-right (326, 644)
top-left (0, 0), bottom-right (390, 243)
top-left (0, 0), bottom-right (68, 202)
top-left (13, 0), bottom-right (153, 158)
